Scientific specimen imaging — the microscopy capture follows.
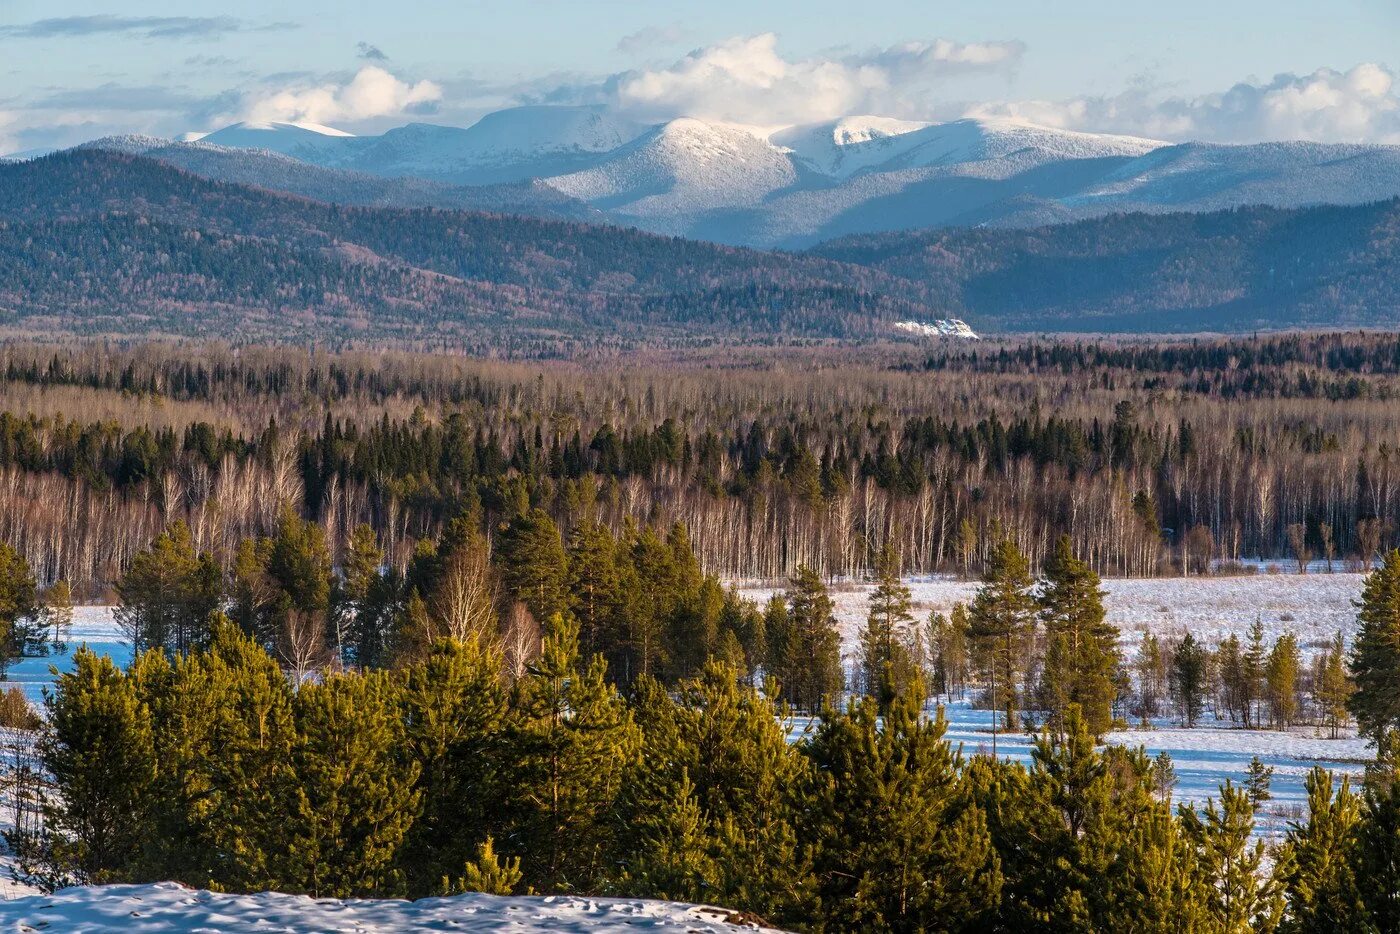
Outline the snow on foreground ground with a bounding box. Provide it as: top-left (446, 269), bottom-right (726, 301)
top-left (0, 882), bottom-right (781, 932)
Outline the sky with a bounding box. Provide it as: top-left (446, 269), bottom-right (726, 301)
top-left (2, 0), bottom-right (1399, 154)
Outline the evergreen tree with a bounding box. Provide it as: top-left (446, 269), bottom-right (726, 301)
top-left (285, 671), bottom-right (420, 898)
top-left (1181, 779), bottom-right (1281, 932)
top-left (1348, 550), bottom-right (1400, 742)
top-left (803, 687), bottom-right (1001, 932)
top-left (968, 538), bottom-right (1037, 737)
top-left (1275, 768), bottom-right (1364, 933)
top-left (1135, 632), bottom-right (1169, 723)
top-left (1245, 756), bottom-right (1274, 811)
top-left (780, 565), bottom-right (843, 712)
top-left (508, 614), bottom-right (639, 891)
top-left (1172, 633), bottom-right (1208, 728)
top-left (1352, 732), bottom-right (1400, 929)
top-left (0, 544), bottom-right (42, 665)
top-left (1242, 617), bottom-right (1268, 729)
top-left (398, 636), bottom-right (510, 896)
top-left (336, 523), bottom-right (384, 666)
top-left (443, 837), bottom-right (524, 896)
top-left (1265, 633), bottom-right (1301, 730)
top-left (1316, 632), bottom-right (1353, 739)
top-left (566, 523), bottom-right (623, 664)
top-left (1035, 535), bottom-right (1119, 737)
top-left (43, 579), bottom-right (74, 652)
top-left (39, 648), bottom-right (156, 882)
top-left (113, 521), bottom-right (221, 656)
top-left (496, 509), bottom-right (570, 625)
top-left (858, 544), bottom-right (921, 711)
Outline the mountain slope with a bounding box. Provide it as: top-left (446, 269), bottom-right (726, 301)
top-left (0, 150), bottom-right (925, 348)
top-left (815, 198), bottom-right (1400, 332)
top-left (79, 136), bottom-right (606, 223)
top-left (60, 108), bottom-right (1400, 249)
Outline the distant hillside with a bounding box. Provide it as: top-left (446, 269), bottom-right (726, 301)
top-left (815, 200), bottom-right (1400, 332)
top-left (0, 151), bottom-right (926, 350)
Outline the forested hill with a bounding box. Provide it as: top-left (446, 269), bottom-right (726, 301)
top-left (814, 199), bottom-right (1400, 332)
top-left (0, 150), bottom-right (924, 351)
top-left (5, 150), bottom-right (1400, 345)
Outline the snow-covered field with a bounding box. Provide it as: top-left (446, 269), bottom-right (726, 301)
top-left (745, 571), bottom-right (1373, 833)
top-left (0, 882), bottom-right (777, 931)
top-left (740, 571), bottom-right (1365, 665)
top-left (5, 606), bottom-right (132, 707)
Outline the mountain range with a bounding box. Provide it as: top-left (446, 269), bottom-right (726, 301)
top-left (36, 104), bottom-right (1400, 248)
top-left (3, 148), bottom-right (1400, 346)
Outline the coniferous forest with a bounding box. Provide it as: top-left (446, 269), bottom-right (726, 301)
top-left (0, 334), bottom-right (1399, 930)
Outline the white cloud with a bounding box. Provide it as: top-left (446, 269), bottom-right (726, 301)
top-left (974, 64), bottom-right (1400, 144)
top-left (596, 33), bottom-right (1023, 126)
top-left (234, 66), bottom-right (442, 126)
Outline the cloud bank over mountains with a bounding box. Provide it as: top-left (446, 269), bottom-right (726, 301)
top-left (2, 26), bottom-right (1398, 153)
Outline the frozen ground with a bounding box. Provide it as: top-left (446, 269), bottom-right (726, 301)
top-left (739, 571), bottom-right (1366, 665)
top-left (0, 882), bottom-right (778, 931)
top-left (746, 571), bottom-right (1373, 834)
top-left (5, 606), bottom-right (133, 708)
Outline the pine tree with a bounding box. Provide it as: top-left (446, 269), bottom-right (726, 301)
top-left (443, 837), bottom-right (524, 896)
top-left (398, 636), bottom-right (509, 896)
top-left (43, 580), bottom-right (74, 652)
top-left (1172, 633), bottom-right (1207, 728)
top-left (782, 565), bottom-right (843, 712)
top-left (1275, 768), bottom-right (1365, 933)
top-left (566, 523), bottom-right (623, 663)
top-left (1245, 756), bottom-right (1274, 811)
top-left (114, 521), bottom-right (221, 656)
top-left (284, 671), bottom-right (420, 898)
top-left (1181, 779), bottom-right (1281, 932)
top-left (1265, 633), bottom-right (1301, 730)
top-left (337, 523), bottom-right (384, 667)
top-left (1348, 550), bottom-right (1400, 742)
top-left (508, 614), bottom-right (639, 891)
top-left (0, 543), bottom-right (39, 669)
top-left (1242, 617), bottom-right (1268, 729)
top-left (1316, 633), bottom-right (1353, 739)
top-left (858, 544), bottom-right (921, 711)
top-left (497, 509), bottom-right (570, 624)
top-left (803, 687), bottom-right (1001, 932)
top-left (1036, 535), bottom-right (1119, 737)
top-left (968, 538), bottom-right (1037, 738)
top-left (1153, 750), bottom-right (1178, 801)
top-left (1135, 632), bottom-right (1169, 723)
top-left (39, 648), bottom-right (156, 882)
top-left (1352, 732), bottom-right (1400, 929)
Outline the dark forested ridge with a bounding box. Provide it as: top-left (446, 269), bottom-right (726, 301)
top-left (816, 199), bottom-right (1400, 332)
top-left (0, 151), bottom-right (922, 350)
top-left (5, 151), bottom-right (1400, 347)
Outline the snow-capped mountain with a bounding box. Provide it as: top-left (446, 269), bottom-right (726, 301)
top-left (42, 105), bottom-right (1400, 248)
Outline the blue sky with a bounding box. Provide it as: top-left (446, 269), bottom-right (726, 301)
top-left (3, 0), bottom-right (1399, 153)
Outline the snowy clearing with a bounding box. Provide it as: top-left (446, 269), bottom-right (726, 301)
top-left (738, 571), bottom-right (1366, 664)
top-left (745, 571), bottom-right (1373, 834)
top-left (0, 882), bottom-right (779, 931)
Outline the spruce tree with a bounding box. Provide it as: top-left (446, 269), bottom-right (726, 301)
top-left (1172, 633), bottom-right (1207, 727)
top-left (968, 538), bottom-right (1037, 739)
top-left (1348, 550), bottom-right (1400, 742)
top-left (114, 521), bottom-right (221, 656)
top-left (1036, 535), bottom-right (1119, 737)
top-left (1317, 632), bottom-right (1353, 739)
top-left (1352, 732), bottom-right (1400, 928)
